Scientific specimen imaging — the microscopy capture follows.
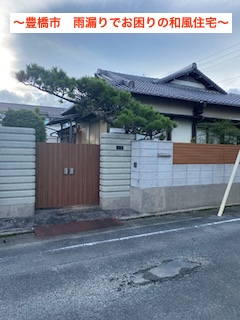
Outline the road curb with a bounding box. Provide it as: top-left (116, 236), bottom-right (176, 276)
top-left (117, 206), bottom-right (219, 221)
top-left (0, 227), bottom-right (34, 237)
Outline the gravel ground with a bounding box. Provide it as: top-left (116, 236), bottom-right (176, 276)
top-left (0, 206), bottom-right (140, 233)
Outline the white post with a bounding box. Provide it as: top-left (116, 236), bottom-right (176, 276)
top-left (86, 123), bottom-right (90, 143)
top-left (217, 150), bottom-right (240, 217)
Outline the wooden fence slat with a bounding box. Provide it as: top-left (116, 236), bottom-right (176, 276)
top-left (173, 143), bottom-right (240, 164)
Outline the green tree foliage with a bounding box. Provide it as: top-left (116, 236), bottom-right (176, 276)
top-left (113, 101), bottom-right (177, 140)
top-left (16, 63), bottom-right (177, 138)
top-left (198, 119), bottom-right (240, 144)
top-left (16, 63), bottom-right (132, 124)
top-left (2, 109), bottom-right (46, 142)
top-left (72, 76), bottom-right (132, 124)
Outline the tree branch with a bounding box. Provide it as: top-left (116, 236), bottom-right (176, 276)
top-left (23, 82), bottom-right (77, 104)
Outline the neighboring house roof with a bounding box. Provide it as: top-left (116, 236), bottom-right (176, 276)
top-left (0, 102), bottom-right (66, 119)
top-left (95, 63), bottom-right (240, 108)
top-left (62, 104), bottom-right (78, 116)
top-left (47, 113), bottom-right (99, 126)
top-left (47, 114), bottom-right (79, 125)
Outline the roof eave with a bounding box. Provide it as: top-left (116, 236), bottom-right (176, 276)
top-left (131, 91), bottom-right (240, 108)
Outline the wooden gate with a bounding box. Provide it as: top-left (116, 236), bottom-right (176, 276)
top-left (36, 143), bottom-right (100, 208)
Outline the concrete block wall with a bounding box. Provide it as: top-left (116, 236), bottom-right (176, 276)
top-left (0, 126), bottom-right (35, 218)
top-left (131, 140), bottom-right (173, 189)
top-left (131, 140), bottom-right (240, 214)
top-left (100, 133), bottom-right (135, 210)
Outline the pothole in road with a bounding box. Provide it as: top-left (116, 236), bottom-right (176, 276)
top-left (131, 259), bottom-right (201, 285)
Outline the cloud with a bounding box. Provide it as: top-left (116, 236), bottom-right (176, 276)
top-left (0, 89), bottom-right (71, 107)
top-left (228, 88), bottom-right (240, 94)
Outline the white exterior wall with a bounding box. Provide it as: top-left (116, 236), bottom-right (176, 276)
top-left (204, 105), bottom-right (240, 121)
top-left (153, 104), bottom-right (192, 116)
top-left (171, 119), bottom-right (192, 143)
top-left (139, 97), bottom-right (193, 116)
top-left (0, 126), bottom-right (36, 218)
top-left (100, 133), bottom-right (135, 209)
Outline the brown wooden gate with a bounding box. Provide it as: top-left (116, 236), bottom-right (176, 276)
top-left (36, 143), bottom-right (100, 208)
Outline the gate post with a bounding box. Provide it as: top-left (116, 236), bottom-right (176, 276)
top-left (0, 127), bottom-right (36, 218)
top-left (100, 133), bottom-right (135, 210)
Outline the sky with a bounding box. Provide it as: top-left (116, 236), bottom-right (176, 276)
top-left (1, 0), bottom-right (240, 108)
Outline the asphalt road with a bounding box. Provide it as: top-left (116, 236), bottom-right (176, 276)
top-left (1, 212), bottom-right (240, 320)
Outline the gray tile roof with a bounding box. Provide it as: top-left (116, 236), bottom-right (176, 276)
top-left (0, 102), bottom-right (66, 119)
top-left (95, 63), bottom-right (240, 108)
top-left (158, 62), bottom-right (226, 94)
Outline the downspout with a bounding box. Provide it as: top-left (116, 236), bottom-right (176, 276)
top-left (60, 123), bottom-right (63, 142)
top-left (192, 101), bottom-right (206, 142)
top-left (192, 122), bottom-right (197, 142)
